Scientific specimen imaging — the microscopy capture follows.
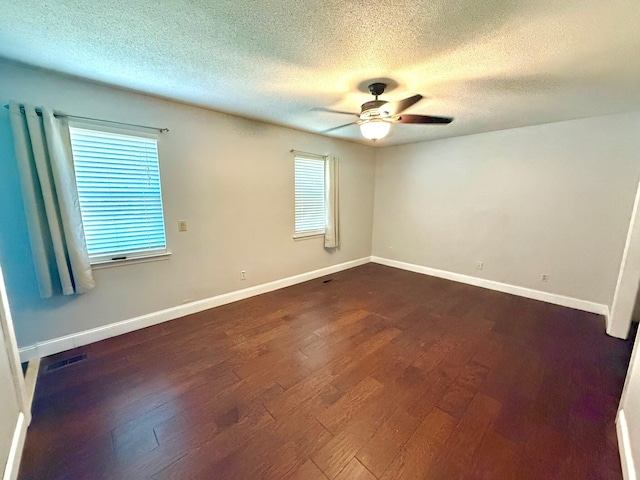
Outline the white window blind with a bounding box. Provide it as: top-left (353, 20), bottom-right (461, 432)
top-left (69, 127), bottom-right (167, 262)
top-left (294, 156), bottom-right (326, 237)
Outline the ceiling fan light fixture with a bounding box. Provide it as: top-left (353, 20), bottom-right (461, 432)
top-left (360, 119), bottom-right (391, 141)
top-left (319, 81), bottom-right (452, 139)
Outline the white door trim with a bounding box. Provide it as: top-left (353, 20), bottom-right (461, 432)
top-left (610, 176), bottom-right (640, 339)
top-left (0, 265), bottom-right (30, 480)
top-left (2, 413), bottom-right (26, 480)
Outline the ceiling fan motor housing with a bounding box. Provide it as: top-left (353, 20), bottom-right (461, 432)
top-left (361, 100), bottom-right (390, 119)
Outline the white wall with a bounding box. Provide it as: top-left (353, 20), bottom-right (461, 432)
top-left (372, 113), bottom-right (640, 307)
top-left (2, 58), bottom-right (640, 351)
top-left (0, 61), bottom-right (375, 348)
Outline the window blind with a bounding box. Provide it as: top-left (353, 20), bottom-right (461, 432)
top-left (294, 156), bottom-right (326, 236)
top-left (69, 127), bottom-right (167, 261)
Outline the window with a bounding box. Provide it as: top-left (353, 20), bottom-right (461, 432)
top-left (69, 126), bottom-right (167, 263)
top-left (294, 156), bottom-right (326, 237)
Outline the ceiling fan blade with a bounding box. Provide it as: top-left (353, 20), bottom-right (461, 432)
top-left (322, 121), bottom-right (358, 133)
top-left (385, 94), bottom-right (423, 115)
top-left (312, 107), bottom-right (359, 117)
top-left (396, 114), bottom-right (453, 124)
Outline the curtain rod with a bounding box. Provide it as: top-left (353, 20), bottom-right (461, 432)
top-left (3, 104), bottom-right (169, 133)
top-left (290, 149), bottom-right (327, 159)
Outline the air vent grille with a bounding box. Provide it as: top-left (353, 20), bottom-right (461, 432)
top-left (46, 354), bottom-right (87, 372)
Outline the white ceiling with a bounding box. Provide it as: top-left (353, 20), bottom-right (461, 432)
top-left (1, 0), bottom-right (639, 146)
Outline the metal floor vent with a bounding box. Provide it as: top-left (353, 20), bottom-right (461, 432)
top-left (46, 353), bottom-right (87, 372)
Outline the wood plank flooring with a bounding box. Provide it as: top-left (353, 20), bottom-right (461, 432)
top-left (19, 264), bottom-right (635, 479)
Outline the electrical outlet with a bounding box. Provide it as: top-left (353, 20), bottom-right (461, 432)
top-left (178, 220), bottom-right (187, 232)
top-left (240, 270), bottom-right (247, 280)
top-left (476, 261), bottom-right (484, 270)
top-left (541, 273), bottom-right (549, 282)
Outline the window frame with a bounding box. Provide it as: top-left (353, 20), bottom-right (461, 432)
top-left (68, 122), bottom-right (170, 266)
top-left (293, 155), bottom-right (327, 239)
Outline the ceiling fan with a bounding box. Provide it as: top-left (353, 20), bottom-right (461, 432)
top-left (321, 82), bottom-right (453, 141)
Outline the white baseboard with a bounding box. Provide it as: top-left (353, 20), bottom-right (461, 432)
top-left (370, 256), bottom-right (610, 319)
top-left (18, 255), bottom-right (613, 361)
top-left (618, 409), bottom-right (637, 480)
top-left (3, 412), bottom-right (27, 480)
top-left (18, 257), bottom-right (370, 362)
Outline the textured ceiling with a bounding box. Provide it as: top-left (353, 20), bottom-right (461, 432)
top-left (1, 0), bottom-right (639, 146)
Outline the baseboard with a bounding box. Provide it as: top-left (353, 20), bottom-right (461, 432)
top-left (18, 257), bottom-right (370, 361)
top-left (617, 409), bottom-right (637, 480)
top-left (3, 412), bottom-right (27, 480)
top-left (18, 255), bottom-right (612, 361)
top-left (370, 256), bottom-right (610, 319)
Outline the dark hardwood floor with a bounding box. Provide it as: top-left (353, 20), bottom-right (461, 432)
top-left (19, 263), bottom-right (635, 479)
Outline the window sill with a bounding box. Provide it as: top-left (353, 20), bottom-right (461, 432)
top-left (91, 251), bottom-right (172, 269)
top-left (293, 232), bottom-right (325, 240)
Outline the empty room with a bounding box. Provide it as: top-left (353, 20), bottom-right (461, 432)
top-left (1, 0), bottom-right (640, 478)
